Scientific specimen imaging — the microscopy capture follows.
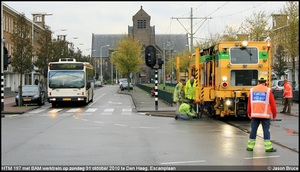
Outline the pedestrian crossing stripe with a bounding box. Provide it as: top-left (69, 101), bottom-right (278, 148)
top-left (85, 108), bottom-right (97, 112)
top-left (48, 109), bottom-right (63, 113)
top-left (122, 109), bottom-right (132, 115)
top-left (67, 109), bottom-right (80, 113)
top-left (27, 108), bottom-right (133, 116)
top-left (104, 108), bottom-right (114, 112)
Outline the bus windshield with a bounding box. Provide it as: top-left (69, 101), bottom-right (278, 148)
top-left (49, 71), bottom-right (84, 89)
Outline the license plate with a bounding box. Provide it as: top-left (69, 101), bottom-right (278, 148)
top-left (24, 98), bottom-right (31, 101)
top-left (63, 98), bottom-right (71, 101)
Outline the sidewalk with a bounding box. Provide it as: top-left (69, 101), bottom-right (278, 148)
top-left (3, 91), bottom-right (39, 114)
top-left (118, 87), bottom-right (177, 117)
top-left (2, 86), bottom-right (299, 117)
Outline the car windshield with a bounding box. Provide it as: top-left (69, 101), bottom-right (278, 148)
top-left (23, 86), bottom-right (38, 92)
top-left (119, 78), bottom-right (127, 83)
top-left (277, 81), bottom-right (284, 87)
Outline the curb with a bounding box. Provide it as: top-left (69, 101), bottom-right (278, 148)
top-left (2, 106), bottom-right (40, 115)
top-left (2, 111), bottom-right (26, 114)
top-left (146, 112), bottom-right (175, 118)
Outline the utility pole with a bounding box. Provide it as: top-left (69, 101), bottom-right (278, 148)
top-left (171, 7), bottom-right (212, 54)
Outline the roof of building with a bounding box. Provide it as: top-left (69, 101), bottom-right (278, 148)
top-left (91, 33), bottom-right (189, 58)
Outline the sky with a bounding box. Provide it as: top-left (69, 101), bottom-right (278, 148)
top-left (3, 1), bottom-right (287, 56)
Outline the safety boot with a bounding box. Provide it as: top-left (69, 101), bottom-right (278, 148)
top-left (266, 148), bottom-right (277, 152)
top-left (246, 147), bottom-right (253, 151)
top-left (246, 140), bottom-right (255, 151)
top-left (264, 140), bottom-right (276, 152)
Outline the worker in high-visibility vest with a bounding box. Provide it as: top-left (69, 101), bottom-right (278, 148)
top-left (185, 76), bottom-right (196, 111)
top-left (246, 75), bottom-right (277, 152)
top-left (173, 78), bottom-right (186, 114)
top-left (280, 79), bottom-right (293, 114)
top-left (174, 100), bottom-right (196, 120)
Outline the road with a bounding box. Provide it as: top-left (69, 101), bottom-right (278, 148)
top-left (1, 86), bottom-right (299, 169)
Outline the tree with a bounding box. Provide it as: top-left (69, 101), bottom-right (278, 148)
top-left (111, 34), bottom-right (143, 91)
top-left (35, 26), bottom-right (52, 87)
top-left (52, 39), bottom-right (68, 62)
top-left (194, 32), bottom-right (223, 50)
top-left (167, 48), bottom-right (190, 80)
top-left (11, 13), bottom-right (33, 106)
top-left (273, 45), bottom-right (288, 79)
top-left (281, 1), bottom-right (299, 88)
top-left (239, 11), bottom-right (270, 41)
top-left (222, 24), bottom-right (240, 41)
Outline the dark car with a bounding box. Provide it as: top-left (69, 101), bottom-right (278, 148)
top-left (15, 85), bottom-right (45, 106)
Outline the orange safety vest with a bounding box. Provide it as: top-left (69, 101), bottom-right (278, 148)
top-left (249, 85), bottom-right (272, 119)
top-left (283, 82), bottom-right (293, 98)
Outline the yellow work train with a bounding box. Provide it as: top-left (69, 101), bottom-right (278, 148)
top-left (184, 41), bottom-right (272, 118)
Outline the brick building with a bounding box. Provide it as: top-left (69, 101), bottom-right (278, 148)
top-left (91, 6), bottom-right (189, 84)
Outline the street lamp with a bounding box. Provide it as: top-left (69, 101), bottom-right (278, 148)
top-left (67, 37), bottom-right (78, 41)
top-left (31, 13), bottom-right (52, 85)
top-left (92, 49), bottom-right (96, 79)
top-left (100, 45), bottom-right (110, 83)
top-left (111, 51), bottom-right (118, 85)
top-left (74, 43), bottom-right (83, 50)
top-left (53, 29), bottom-right (67, 32)
top-left (66, 37), bottom-right (78, 54)
top-left (51, 29), bottom-right (66, 42)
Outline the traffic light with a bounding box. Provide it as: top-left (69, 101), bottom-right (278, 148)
top-left (145, 45), bottom-right (156, 68)
top-left (3, 47), bottom-right (11, 70)
top-left (157, 58), bottom-right (164, 69)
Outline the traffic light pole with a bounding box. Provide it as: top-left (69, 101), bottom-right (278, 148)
top-left (145, 45), bottom-right (165, 111)
top-left (154, 68), bottom-right (158, 110)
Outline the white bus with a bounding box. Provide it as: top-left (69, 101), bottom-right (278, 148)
top-left (47, 58), bottom-right (94, 107)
